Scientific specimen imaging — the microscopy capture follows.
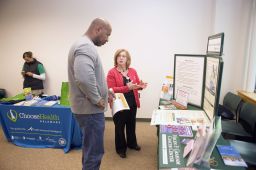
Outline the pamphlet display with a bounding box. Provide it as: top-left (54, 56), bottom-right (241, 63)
top-left (173, 55), bottom-right (223, 122)
top-left (186, 116), bottom-right (222, 168)
top-left (156, 33), bottom-right (229, 169)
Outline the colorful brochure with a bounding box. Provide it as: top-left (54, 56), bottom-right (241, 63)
top-left (217, 145), bottom-right (247, 167)
top-left (160, 125), bottom-right (193, 137)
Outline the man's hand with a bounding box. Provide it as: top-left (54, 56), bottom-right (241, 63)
top-left (96, 98), bottom-right (105, 110)
top-left (108, 88), bottom-right (116, 103)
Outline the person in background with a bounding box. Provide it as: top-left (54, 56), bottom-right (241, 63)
top-left (22, 51), bottom-right (46, 96)
top-left (107, 49), bottom-right (147, 158)
top-left (68, 18), bottom-right (113, 170)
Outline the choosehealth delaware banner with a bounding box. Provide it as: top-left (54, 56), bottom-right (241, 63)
top-left (0, 105), bottom-right (82, 153)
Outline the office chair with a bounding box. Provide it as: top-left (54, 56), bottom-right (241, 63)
top-left (222, 102), bottom-right (256, 142)
top-left (228, 140), bottom-right (256, 166)
top-left (218, 92), bottom-right (242, 120)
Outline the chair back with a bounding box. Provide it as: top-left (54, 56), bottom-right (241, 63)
top-left (223, 92), bottom-right (242, 112)
top-left (239, 102), bottom-right (256, 139)
top-left (222, 92), bottom-right (243, 119)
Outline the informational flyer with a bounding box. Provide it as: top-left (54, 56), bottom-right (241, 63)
top-left (150, 109), bottom-right (174, 125)
top-left (175, 89), bottom-right (189, 108)
top-left (151, 109), bottom-right (210, 130)
top-left (174, 55), bottom-right (205, 107)
top-left (112, 93), bottom-right (130, 116)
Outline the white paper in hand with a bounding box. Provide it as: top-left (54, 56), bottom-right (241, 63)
top-left (112, 93), bottom-right (130, 116)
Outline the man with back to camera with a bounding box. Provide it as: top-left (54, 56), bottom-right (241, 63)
top-left (68, 18), bottom-right (113, 170)
top-left (22, 51), bottom-right (46, 96)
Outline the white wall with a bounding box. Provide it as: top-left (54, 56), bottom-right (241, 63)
top-left (213, 0), bottom-right (253, 102)
top-left (0, 0), bottom-right (251, 118)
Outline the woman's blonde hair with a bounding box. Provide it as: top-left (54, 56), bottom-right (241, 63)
top-left (114, 49), bottom-right (131, 68)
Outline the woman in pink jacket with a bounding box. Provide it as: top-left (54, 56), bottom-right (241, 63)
top-left (107, 49), bottom-right (147, 158)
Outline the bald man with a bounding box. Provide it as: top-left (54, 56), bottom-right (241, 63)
top-left (68, 18), bottom-right (112, 170)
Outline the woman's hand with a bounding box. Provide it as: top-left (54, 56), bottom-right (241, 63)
top-left (127, 81), bottom-right (141, 90)
top-left (138, 80), bottom-right (148, 89)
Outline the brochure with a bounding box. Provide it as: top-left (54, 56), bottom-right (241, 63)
top-left (175, 89), bottom-right (189, 108)
top-left (217, 145), bottom-right (247, 167)
top-left (183, 139), bottom-right (195, 158)
top-left (160, 134), bottom-right (185, 168)
top-left (160, 76), bottom-right (174, 101)
top-left (112, 93), bottom-right (130, 116)
top-left (160, 125), bottom-right (193, 137)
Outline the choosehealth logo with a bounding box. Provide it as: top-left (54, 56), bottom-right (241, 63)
top-left (6, 109), bottom-right (60, 123)
top-left (58, 138), bottom-right (67, 146)
top-left (7, 110), bottom-right (18, 122)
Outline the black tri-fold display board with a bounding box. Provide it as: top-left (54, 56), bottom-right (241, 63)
top-left (173, 33), bottom-right (224, 122)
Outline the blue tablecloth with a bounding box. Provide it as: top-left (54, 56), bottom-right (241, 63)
top-left (0, 104), bottom-right (82, 153)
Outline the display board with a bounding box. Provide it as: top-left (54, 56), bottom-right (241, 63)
top-left (174, 54), bottom-right (206, 107)
top-left (203, 56), bottom-right (223, 121)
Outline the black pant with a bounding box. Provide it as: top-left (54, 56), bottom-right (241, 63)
top-left (113, 106), bottom-right (137, 154)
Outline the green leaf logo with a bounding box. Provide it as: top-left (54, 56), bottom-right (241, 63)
top-left (7, 109), bottom-right (18, 122)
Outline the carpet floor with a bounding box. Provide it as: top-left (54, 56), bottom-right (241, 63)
top-left (0, 120), bottom-right (157, 170)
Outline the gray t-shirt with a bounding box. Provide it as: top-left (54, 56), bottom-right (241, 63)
top-left (68, 36), bottom-right (108, 114)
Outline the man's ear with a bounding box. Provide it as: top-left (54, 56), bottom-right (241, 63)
top-left (96, 26), bottom-right (103, 34)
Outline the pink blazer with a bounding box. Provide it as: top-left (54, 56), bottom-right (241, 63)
top-left (107, 67), bottom-right (141, 108)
